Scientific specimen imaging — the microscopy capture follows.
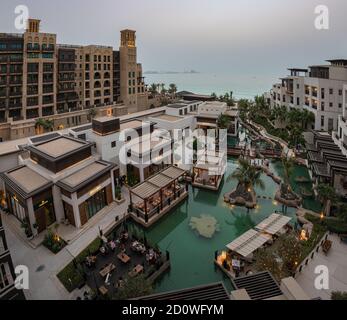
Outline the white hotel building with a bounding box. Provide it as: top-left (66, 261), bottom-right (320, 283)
top-left (268, 59), bottom-right (347, 132)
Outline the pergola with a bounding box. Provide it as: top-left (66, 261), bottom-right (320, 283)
top-left (130, 166), bottom-right (187, 223)
top-left (255, 213), bottom-right (292, 236)
top-left (226, 229), bottom-right (269, 258)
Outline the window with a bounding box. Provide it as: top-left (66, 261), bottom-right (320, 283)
top-left (111, 141), bottom-right (116, 148)
top-left (339, 89), bottom-right (343, 96)
top-left (329, 102), bottom-right (333, 107)
top-left (339, 103), bottom-right (342, 108)
top-left (321, 102), bottom-right (325, 111)
top-left (0, 262), bottom-right (13, 290)
top-left (321, 116), bottom-right (324, 127)
top-left (297, 97), bottom-right (300, 106)
top-left (0, 236), bottom-right (6, 254)
top-left (329, 88), bottom-right (333, 95)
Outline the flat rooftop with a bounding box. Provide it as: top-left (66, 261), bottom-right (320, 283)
top-left (167, 103), bottom-right (188, 109)
top-left (120, 120), bottom-right (145, 131)
top-left (7, 166), bottom-right (50, 194)
top-left (34, 137), bottom-right (87, 158)
top-left (58, 161), bottom-right (111, 189)
top-left (93, 116), bottom-right (117, 123)
top-left (153, 114), bottom-right (184, 122)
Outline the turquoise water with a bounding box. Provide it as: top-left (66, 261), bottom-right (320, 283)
top-left (123, 157), bottom-right (321, 293)
top-left (145, 72), bottom-right (275, 99)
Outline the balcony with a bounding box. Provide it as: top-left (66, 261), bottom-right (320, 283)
top-left (42, 44), bottom-right (55, 52)
top-left (8, 102), bottom-right (22, 109)
top-left (27, 44), bottom-right (40, 52)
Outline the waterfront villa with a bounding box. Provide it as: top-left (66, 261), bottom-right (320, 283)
top-left (192, 151), bottom-right (227, 191)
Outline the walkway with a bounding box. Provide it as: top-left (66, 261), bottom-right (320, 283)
top-left (295, 234), bottom-right (347, 300)
top-left (1, 188), bottom-right (130, 300)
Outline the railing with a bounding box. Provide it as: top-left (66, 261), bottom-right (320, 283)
top-left (293, 232), bottom-right (329, 278)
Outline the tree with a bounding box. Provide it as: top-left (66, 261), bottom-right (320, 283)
top-left (301, 109), bottom-right (315, 130)
top-left (35, 118), bottom-right (54, 133)
top-left (331, 291), bottom-right (347, 300)
top-left (316, 183), bottom-right (338, 216)
top-left (228, 157), bottom-right (265, 191)
top-left (277, 233), bottom-right (302, 273)
top-left (281, 156), bottom-right (294, 186)
top-left (337, 204), bottom-right (347, 223)
top-left (149, 83), bottom-right (158, 95)
top-left (253, 248), bottom-right (283, 281)
top-left (168, 83), bottom-right (177, 96)
top-left (114, 275), bottom-right (153, 300)
top-left (87, 107), bottom-right (97, 121)
top-left (217, 114), bottom-right (230, 129)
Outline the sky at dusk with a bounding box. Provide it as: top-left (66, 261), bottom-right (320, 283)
top-left (1, 0), bottom-right (347, 79)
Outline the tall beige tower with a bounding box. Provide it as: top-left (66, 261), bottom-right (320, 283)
top-left (120, 30), bottom-right (138, 111)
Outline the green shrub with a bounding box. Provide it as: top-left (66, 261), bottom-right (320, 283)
top-left (331, 291), bottom-right (347, 300)
top-left (326, 220), bottom-right (347, 234)
top-left (43, 230), bottom-right (66, 254)
top-left (57, 238), bottom-right (102, 292)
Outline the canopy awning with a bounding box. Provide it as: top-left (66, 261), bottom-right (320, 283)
top-left (255, 213), bottom-right (292, 235)
top-left (226, 229), bottom-right (269, 258)
top-left (131, 182), bottom-right (160, 199)
top-left (148, 173), bottom-right (173, 188)
top-left (161, 166), bottom-right (186, 180)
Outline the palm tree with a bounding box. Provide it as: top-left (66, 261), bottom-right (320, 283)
top-left (168, 83), bottom-right (177, 97)
top-left (149, 83), bottom-right (158, 96)
top-left (281, 156), bottom-right (294, 186)
top-left (228, 157), bottom-right (265, 191)
top-left (316, 183), bottom-right (338, 216)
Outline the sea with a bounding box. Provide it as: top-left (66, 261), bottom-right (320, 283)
top-left (144, 72), bottom-right (277, 100)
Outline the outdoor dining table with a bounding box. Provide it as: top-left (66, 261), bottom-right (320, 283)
top-left (117, 253), bottom-right (131, 264)
top-left (99, 286), bottom-right (108, 296)
top-left (128, 264), bottom-right (144, 278)
top-left (99, 263), bottom-right (116, 278)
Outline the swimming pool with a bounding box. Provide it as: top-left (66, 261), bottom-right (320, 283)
top-left (121, 158), bottom-right (320, 293)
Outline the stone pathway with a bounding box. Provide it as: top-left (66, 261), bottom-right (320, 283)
top-left (295, 234), bottom-right (347, 300)
top-left (1, 188), bottom-right (130, 300)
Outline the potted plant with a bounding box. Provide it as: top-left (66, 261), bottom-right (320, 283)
top-left (21, 218), bottom-right (33, 240)
top-left (115, 186), bottom-right (125, 205)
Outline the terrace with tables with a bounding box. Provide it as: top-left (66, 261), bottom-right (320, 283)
top-left (129, 166), bottom-right (188, 227)
top-left (82, 228), bottom-right (170, 299)
top-left (215, 214), bottom-right (292, 279)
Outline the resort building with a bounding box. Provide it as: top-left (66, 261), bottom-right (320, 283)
top-left (0, 18), bottom-right (151, 142)
top-left (307, 131), bottom-right (347, 198)
top-left (268, 59), bottom-right (347, 132)
top-left (1, 135), bottom-right (117, 235)
top-left (0, 214), bottom-right (25, 300)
